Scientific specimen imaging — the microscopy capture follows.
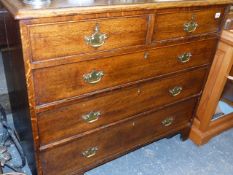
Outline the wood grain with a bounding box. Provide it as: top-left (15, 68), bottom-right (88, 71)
top-left (40, 98), bottom-right (197, 175)
top-left (190, 30), bottom-right (233, 145)
top-left (1, 0), bottom-right (232, 19)
top-left (33, 39), bottom-right (216, 105)
top-left (29, 16), bottom-right (148, 61)
top-left (153, 6), bottom-right (226, 41)
top-left (38, 68), bottom-right (207, 145)
top-left (1, 1), bottom-right (231, 174)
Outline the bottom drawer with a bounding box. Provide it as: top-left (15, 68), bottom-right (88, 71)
top-left (40, 98), bottom-right (197, 175)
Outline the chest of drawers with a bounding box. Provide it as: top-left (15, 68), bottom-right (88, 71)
top-left (1, 0), bottom-right (232, 174)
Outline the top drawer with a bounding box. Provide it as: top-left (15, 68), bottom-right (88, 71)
top-left (153, 6), bottom-right (226, 41)
top-left (28, 16), bottom-right (148, 62)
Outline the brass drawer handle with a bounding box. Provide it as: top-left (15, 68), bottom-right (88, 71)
top-left (178, 52), bottom-right (192, 63)
top-left (82, 111), bottom-right (101, 123)
top-left (84, 23), bottom-right (108, 48)
top-left (162, 117), bottom-right (174, 127)
top-left (83, 70), bottom-right (104, 84)
top-left (82, 147), bottom-right (98, 158)
top-left (184, 15), bottom-right (198, 33)
top-left (169, 86), bottom-right (183, 96)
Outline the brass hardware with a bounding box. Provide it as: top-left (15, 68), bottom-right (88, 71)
top-left (137, 89), bottom-right (141, 95)
top-left (169, 86), bottom-right (183, 97)
top-left (184, 15), bottom-right (198, 33)
top-left (82, 111), bottom-right (101, 123)
top-left (83, 70), bottom-right (104, 84)
top-left (162, 117), bottom-right (174, 127)
top-left (178, 52), bottom-right (192, 63)
top-left (144, 52), bottom-right (149, 59)
top-left (82, 147), bottom-right (98, 158)
top-left (84, 24), bottom-right (108, 48)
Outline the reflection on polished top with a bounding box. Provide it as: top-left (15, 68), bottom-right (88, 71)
top-left (1, 0), bottom-right (233, 19)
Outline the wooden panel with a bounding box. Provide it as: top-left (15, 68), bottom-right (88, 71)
top-left (33, 39), bottom-right (216, 105)
top-left (190, 30), bottom-right (233, 145)
top-left (38, 68), bottom-right (207, 145)
top-left (153, 6), bottom-right (225, 41)
top-left (40, 98), bottom-right (197, 175)
top-left (29, 16), bottom-right (148, 61)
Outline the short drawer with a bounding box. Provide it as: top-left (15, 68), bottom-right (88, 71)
top-left (153, 6), bottom-right (225, 41)
top-left (40, 98), bottom-right (197, 175)
top-left (38, 68), bottom-right (207, 145)
top-left (29, 16), bottom-right (148, 61)
top-left (33, 39), bottom-right (216, 105)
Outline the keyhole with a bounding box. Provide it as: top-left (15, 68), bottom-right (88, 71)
top-left (144, 52), bottom-right (149, 59)
top-left (137, 89), bottom-right (141, 95)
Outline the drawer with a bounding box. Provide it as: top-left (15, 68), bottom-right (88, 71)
top-left (29, 16), bottom-right (148, 62)
top-left (40, 98), bottom-right (197, 175)
top-left (33, 39), bottom-right (216, 105)
top-left (38, 68), bottom-right (207, 145)
top-left (153, 6), bottom-right (225, 41)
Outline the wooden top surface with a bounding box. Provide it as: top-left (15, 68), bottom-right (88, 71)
top-left (1, 0), bottom-right (233, 19)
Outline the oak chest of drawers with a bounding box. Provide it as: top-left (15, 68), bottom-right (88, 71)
top-left (1, 0), bottom-right (232, 174)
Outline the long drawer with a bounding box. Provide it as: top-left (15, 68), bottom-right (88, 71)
top-left (153, 6), bottom-right (225, 41)
top-left (28, 16), bottom-right (148, 62)
top-left (40, 98), bottom-right (197, 175)
top-left (33, 39), bottom-right (216, 105)
top-left (38, 68), bottom-right (207, 145)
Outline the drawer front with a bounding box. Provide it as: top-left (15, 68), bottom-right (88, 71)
top-left (33, 39), bottom-right (216, 105)
top-left (38, 68), bottom-right (207, 145)
top-left (153, 6), bottom-right (225, 41)
top-left (29, 16), bottom-right (148, 61)
top-left (40, 98), bottom-right (197, 175)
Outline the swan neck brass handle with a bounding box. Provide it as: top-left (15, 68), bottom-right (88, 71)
top-left (82, 111), bottom-right (101, 123)
top-left (162, 117), bottom-right (174, 127)
top-left (184, 15), bottom-right (198, 33)
top-left (83, 70), bottom-right (104, 84)
top-left (169, 86), bottom-right (183, 96)
top-left (82, 147), bottom-right (98, 158)
top-left (178, 52), bottom-right (192, 63)
top-left (84, 24), bottom-right (108, 48)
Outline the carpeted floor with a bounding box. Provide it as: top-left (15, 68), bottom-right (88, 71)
top-left (2, 101), bottom-right (233, 175)
top-left (86, 129), bottom-right (233, 175)
top-left (3, 127), bottom-right (233, 175)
